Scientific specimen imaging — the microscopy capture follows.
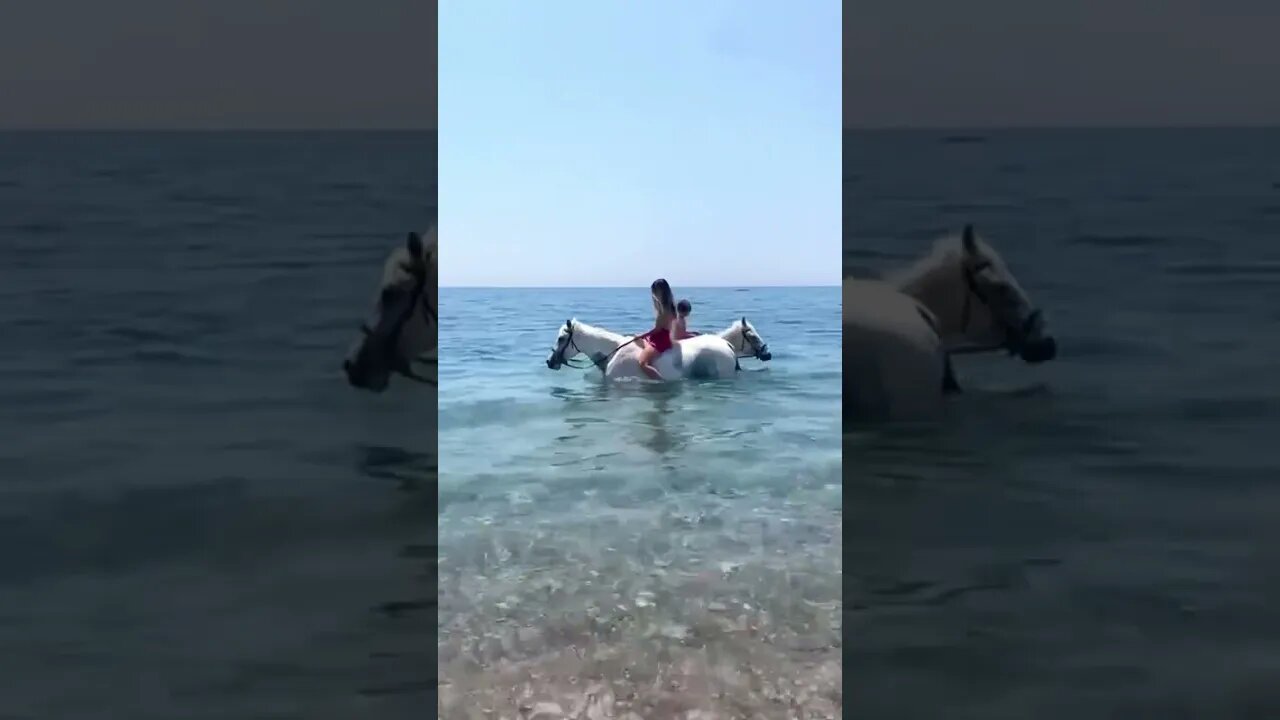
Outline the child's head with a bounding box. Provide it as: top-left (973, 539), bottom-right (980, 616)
top-left (650, 279), bottom-right (676, 317)
top-left (677, 299), bottom-right (691, 317)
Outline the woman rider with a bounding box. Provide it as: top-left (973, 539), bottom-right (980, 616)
top-left (635, 278), bottom-right (677, 380)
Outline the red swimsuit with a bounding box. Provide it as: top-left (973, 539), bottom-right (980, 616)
top-left (642, 326), bottom-right (674, 354)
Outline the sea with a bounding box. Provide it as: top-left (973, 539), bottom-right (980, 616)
top-left (0, 131), bottom-right (436, 719)
top-left (846, 128), bottom-right (1280, 719)
top-left (437, 286), bottom-right (843, 716)
top-left (8, 127), bottom-right (1272, 719)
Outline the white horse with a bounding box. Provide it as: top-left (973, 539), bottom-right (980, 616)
top-left (343, 228), bottom-right (438, 392)
top-left (545, 317), bottom-right (771, 381)
top-left (845, 225), bottom-right (1057, 421)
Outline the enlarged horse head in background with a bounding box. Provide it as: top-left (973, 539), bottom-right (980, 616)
top-left (343, 228), bottom-right (437, 392)
top-left (891, 224), bottom-right (1057, 364)
top-left (845, 225), bottom-right (1059, 421)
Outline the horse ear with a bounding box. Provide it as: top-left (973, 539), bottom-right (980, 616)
top-left (407, 231), bottom-right (424, 258)
top-left (741, 316), bottom-right (747, 327)
top-left (961, 225), bottom-right (977, 255)
top-left (565, 318), bottom-right (572, 329)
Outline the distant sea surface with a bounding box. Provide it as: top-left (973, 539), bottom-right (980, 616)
top-left (437, 286), bottom-right (842, 716)
top-left (0, 131), bottom-right (435, 719)
top-left (846, 129), bottom-right (1280, 719)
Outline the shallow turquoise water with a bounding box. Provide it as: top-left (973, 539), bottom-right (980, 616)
top-left (437, 286), bottom-right (842, 714)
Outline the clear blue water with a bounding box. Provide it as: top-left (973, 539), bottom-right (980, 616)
top-left (846, 129), bottom-right (1280, 718)
top-left (0, 132), bottom-right (435, 719)
top-left (437, 287), bottom-right (842, 714)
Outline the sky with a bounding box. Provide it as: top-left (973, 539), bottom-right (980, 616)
top-left (847, 0), bottom-right (1280, 128)
top-left (0, 0), bottom-right (435, 129)
top-left (438, 0), bottom-right (842, 287)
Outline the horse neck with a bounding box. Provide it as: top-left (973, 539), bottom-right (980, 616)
top-left (717, 322), bottom-right (743, 343)
top-left (573, 322), bottom-right (625, 357)
top-left (889, 249), bottom-right (968, 340)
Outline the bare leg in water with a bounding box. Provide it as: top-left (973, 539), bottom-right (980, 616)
top-left (637, 340), bottom-right (662, 380)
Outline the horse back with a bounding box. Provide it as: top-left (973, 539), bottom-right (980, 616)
top-left (844, 279), bottom-right (947, 419)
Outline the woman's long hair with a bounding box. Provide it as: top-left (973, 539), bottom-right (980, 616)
top-left (650, 278), bottom-right (677, 319)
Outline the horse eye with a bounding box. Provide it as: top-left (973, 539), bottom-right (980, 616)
top-left (975, 267), bottom-right (1002, 287)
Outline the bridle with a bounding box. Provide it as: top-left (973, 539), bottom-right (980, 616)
top-left (729, 317), bottom-right (770, 361)
top-left (957, 259), bottom-right (1042, 356)
top-left (361, 255), bottom-right (437, 385)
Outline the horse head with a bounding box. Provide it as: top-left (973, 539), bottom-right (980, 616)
top-left (546, 318), bottom-right (575, 370)
top-left (896, 225), bottom-right (1057, 364)
top-left (343, 228), bottom-right (438, 391)
top-left (724, 316), bottom-right (771, 361)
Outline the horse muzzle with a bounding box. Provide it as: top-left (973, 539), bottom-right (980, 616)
top-left (1018, 335), bottom-right (1057, 364)
top-left (546, 353), bottom-right (562, 370)
top-left (1010, 310), bottom-right (1055, 364)
top-left (343, 357), bottom-right (390, 392)
top-left (756, 345), bottom-right (772, 362)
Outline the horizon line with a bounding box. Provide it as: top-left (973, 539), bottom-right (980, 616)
top-left (440, 283), bottom-right (839, 290)
top-left (845, 123), bottom-right (1280, 131)
top-left (0, 127), bottom-right (438, 133)
top-left (5, 123), bottom-right (1276, 132)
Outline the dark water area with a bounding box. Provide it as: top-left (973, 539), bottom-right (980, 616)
top-left (845, 129), bottom-right (1280, 718)
top-left (0, 132), bottom-right (435, 718)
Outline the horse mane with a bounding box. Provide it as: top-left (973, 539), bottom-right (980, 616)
top-left (419, 226), bottom-right (438, 261)
top-left (884, 234), bottom-right (966, 291)
top-left (717, 317), bottom-right (746, 337)
top-left (383, 229), bottom-right (435, 284)
top-left (570, 318), bottom-right (626, 343)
